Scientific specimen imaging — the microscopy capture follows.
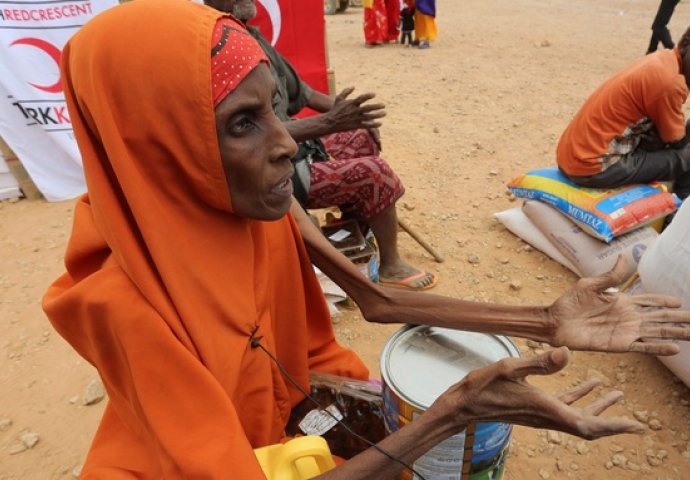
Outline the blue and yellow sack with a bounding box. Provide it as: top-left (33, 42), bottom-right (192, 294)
top-left (507, 167), bottom-right (681, 242)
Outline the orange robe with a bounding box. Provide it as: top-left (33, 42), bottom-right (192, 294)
top-left (42, 0), bottom-right (368, 477)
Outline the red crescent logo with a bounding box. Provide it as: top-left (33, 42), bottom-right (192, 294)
top-left (10, 37), bottom-right (63, 94)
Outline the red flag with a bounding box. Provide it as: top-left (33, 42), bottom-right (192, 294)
top-left (249, 0), bottom-right (329, 96)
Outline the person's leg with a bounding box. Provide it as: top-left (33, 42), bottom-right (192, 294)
top-left (647, 31), bottom-right (661, 54)
top-left (566, 145), bottom-right (690, 199)
top-left (384, 0), bottom-right (401, 42)
top-left (363, 0), bottom-right (386, 45)
top-left (306, 156), bottom-right (436, 290)
top-left (655, 26), bottom-right (675, 49)
top-left (321, 129), bottom-right (379, 160)
top-left (650, 0), bottom-right (679, 49)
top-left (415, 13), bottom-right (436, 49)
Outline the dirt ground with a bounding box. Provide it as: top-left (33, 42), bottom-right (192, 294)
top-left (2, 0), bottom-right (690, 478)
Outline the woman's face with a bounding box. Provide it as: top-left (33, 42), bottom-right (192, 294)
top-left (215, 63), bottom-right (297, 220)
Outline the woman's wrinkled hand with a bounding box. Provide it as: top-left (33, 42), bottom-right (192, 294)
top-left (325, 87), bottom-right (386, 133)
top-left (430, 347), bottom-right (645, 440)
top-left (547, 256), bottom-right (690, 355)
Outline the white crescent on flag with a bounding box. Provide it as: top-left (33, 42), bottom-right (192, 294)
top-left (257, 0), bottom-right (282, 45)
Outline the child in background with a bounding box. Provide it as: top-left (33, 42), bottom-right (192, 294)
top-left (400, 2), bottom-right (415, 46)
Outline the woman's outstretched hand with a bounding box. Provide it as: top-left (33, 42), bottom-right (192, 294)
top-left (326, 87), bottom-right (386, 133)
top-left (547, 256), bottom-right (690, 355)
top-left (431, 347), bottom-right (645, 440)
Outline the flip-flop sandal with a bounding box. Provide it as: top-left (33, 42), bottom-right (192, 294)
top-left (378, 271), bottom-right (438, 291)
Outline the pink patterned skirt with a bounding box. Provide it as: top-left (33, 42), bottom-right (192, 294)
top-left (306, 129), bottom-right (404, 221)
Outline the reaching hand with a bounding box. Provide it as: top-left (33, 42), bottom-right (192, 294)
top-left (547, 256), bottom-right (690, 355)
top-left (431, 347), bottom-right (645, 440)
top-left (326, 87), bottom-right (386, 134)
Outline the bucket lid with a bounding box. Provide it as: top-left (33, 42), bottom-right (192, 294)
top-left (380, 326), bottom-right (519, 410)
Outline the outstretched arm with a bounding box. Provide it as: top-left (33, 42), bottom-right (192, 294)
top-left (292, 199), bottom-right (690, 354)
top-left (315, 348), bottom-right (644, 479)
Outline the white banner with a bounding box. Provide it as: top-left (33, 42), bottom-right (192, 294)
top-left (0, 0), bottom-right (118, 201)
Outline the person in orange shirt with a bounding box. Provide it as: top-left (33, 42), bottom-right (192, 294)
top-left (43, 1), bottom-right (690, 478)
top-left (557, 27), bottom-right (690, 200)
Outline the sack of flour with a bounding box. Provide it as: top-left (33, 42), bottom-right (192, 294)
top-left (522, 200), bottom-right (657, 279)
top-left (637, 199), bottom-right (690, 388)
top-left (507, 167), bottom-right (679, 242)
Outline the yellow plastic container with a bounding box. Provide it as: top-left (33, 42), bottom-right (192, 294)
top-left (254, 436), bottom-right (336, 480)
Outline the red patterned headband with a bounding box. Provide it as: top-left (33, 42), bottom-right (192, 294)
top-left (211, 17), bottom-right (268, 107)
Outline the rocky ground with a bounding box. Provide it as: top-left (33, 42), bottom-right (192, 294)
top-left (1, 0), bottom-right (690, 478)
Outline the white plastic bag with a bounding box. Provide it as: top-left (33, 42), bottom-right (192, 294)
top-left (638, 199), bottom-right (690, 388)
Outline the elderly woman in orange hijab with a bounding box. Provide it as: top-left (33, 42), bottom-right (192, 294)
top-left (43, 0), bottom-right (690, 478)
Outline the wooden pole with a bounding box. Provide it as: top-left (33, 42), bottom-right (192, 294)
top-left (398, 219), bottom-right (444, 263)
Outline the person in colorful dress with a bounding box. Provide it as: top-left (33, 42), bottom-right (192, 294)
top-left (363, 0), bottom-right (401, 47)
top-left (414, 0), bottom-right (437, 49)
top-left (44, 1), bottom-right (690, 477)
top-left (208, 0), bottom-right (438, 291)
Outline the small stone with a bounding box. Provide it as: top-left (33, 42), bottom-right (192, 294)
top-left (547, 430), bottom-right (562, 445)
top-left (69, 395), bottom-right (80, 404)
top-left (538, 468), bottom-right (549, 479)
top-left (509, 280), bottom-right (522, 291)
top-left (605, 461), bottom-right (614, 469)
top-left (72, 465), bottom-right (83, 478)
top-left (647, 455), bottom-right (662, 467)
top-left (541, 40), bottom-right (551, 47)
top-left (20, 431), bottom-right (39, 449)
top-left (83, 379), bottom-right (106, 406)
top-left (610, 443), bottom-right (625, 453)
top-left (633, 410), bottom-right (649, 423)
top-left (611, 454), bottom-right (627, 467)
top-left (586, 369), bottom-right (611, 387)
top-left (648, 419), bottom-right (662, 431)
top-left (570, 463), bottom-right (579, 471)
top-left (499, 257), bottom-right (510, 264)
top-left (8, 443), bottom-right (27, 455)
top-left (0, 418), bottom-right (12, 431)
top-left (467, 253), bottom-right (480, 264)
top-left (555, 459), bottom-right (566, 471)
top-left (575, 442), bottom-right (589, 455)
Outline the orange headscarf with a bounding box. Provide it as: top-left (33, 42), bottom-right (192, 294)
top-left (43, 0), bottom-right (367, 477)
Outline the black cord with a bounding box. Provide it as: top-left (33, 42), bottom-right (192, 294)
top-left (250, 338), bottom-right (428, 480)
